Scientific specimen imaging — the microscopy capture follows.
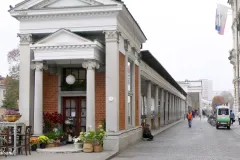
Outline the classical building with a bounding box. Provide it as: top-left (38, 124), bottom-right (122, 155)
top-left (0, 77), bottom-right (6, 107)
top-left (228, 0), bottom-right (239, 114)
top-left (9, 0), bottom-right (187, 151)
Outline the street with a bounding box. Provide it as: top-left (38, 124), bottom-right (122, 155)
top-left (113, 118), bottom-right (240, 160)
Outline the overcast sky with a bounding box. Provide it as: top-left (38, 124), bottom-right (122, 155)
top-left (0, 0), bottom-right (233, 91)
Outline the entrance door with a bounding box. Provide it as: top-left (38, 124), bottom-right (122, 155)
top-left (62, 97), bottom-right (86, 136)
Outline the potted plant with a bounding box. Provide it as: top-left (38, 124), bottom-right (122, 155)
top-left (38, 135), bottom-right (49, 149)
top-left (73, 137), bottom-right (83, 149)
top-left (79, 130), bottom-right (95, 153)
top-left (46, 139), bottom-right (56, 148)
top-left (30, 137), bottom-right (39, 151)
top-left (94, 125), bottom-right (107, 152)
top-left (3, 109), bottom-right (21, 122)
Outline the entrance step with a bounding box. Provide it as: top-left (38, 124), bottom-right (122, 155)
top-left (37, 145), bottom-right (82, 153)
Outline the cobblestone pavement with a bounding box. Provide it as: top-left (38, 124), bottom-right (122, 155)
top-left (112, 118), bottom-right (240, 160)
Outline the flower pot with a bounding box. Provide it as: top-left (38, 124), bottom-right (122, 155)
top-left (31, 145), bottom-right (37, 151)
top-left (83, 143), bottom-right (93, 153)
top-left (94, 145), bottom-right (103, 152)
top-left (74, 143), bottom-right (83, 149)
top-left (40, 143), bottom-right (46, 149)
top-left (46, 143), bottom-right (55, 148)
top-left (3, 115), bottom-right (22, 122)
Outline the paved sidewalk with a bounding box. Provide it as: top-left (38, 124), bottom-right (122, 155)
top-left (112, 117), bottom-right (240, 160)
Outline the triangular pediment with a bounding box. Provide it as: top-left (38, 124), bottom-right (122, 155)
top-left (10, 0), bottom-right (120, 11)
top-left (34, 29), bottom-right (94, 46)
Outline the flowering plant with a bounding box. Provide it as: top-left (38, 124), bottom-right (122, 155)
top-left (79, 130), bottom-right (96, 143)
top-left (4, 109), bottom-right (20, 115)
top-left (38, 135), bottom-right (49, 144)
top-left (30, 137), bottom-right (39, 146)
top-left (43, 112), bottom-right (63, 133)
top-left (73, 137), bottom-right (82, 144)
top-left (95, 125), bottom-right (107, 145)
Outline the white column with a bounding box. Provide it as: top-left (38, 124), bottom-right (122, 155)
top-left (105, 30), bottom-right (120, 132)
top-left (154, 86), bottom-right (159, 129)
top-left (169, 94), bottom-right (172, 123)
top-left (160, 89), bottom-right (164, 126)
top-left (165, 91), bottom-right (169, 125)
top-left (18, 34), bottom-right (34, 126)
top-left (146, 81), bottom-right (152, 125)
top-left (82, 61), bottom-right (99, 131)
top-left (32, 62), bottom-right (46, 135)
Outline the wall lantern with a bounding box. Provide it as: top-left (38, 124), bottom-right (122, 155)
top-left (66, 74), bottom-right (75, 85)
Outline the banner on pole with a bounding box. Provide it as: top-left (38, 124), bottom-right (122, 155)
top-left (215, 4), bottom-right (229, 35)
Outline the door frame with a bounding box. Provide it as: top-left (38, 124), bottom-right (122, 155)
top-left (62, 96), bottom-right (86, 136)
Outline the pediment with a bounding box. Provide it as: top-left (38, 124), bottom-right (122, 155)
top-left (34, 29), bottom-right (94, 46)
top-left (10, 0), bottom-right (120, 11)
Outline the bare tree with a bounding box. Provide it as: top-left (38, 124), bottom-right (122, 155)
top-left (212, 96), bottom-right (225, 111)
top-left (220, 91), bottom-right (234, 109)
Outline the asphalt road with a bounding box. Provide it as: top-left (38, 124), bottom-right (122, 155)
top-left (112, 118), bottom-right (240, 160)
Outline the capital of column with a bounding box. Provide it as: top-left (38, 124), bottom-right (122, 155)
top-left (17, 34), bottom-right (32, 44)
top-left (31, 62), bottom-right (48, 71)
top-left (82, 61), bottom-right (100, 70)
top-left (104, 30), bottom-right (121, 43)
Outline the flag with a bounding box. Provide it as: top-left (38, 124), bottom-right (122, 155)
top-left (215, 4), bottom-right (229, 35)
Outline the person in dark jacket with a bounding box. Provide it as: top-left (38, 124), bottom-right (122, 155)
top-left (143, 124), bottom-right (154, 141)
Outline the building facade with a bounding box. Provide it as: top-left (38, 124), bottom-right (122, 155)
top-left (9, 0), bottom-right (187, 151)
top-left (178, 80), bottom-right (203, 114)
top-left (0, 78), bottom-right (6, 107)
top-left (201, 79), bottom-right (213, 101)
top-left (228, 0), bottom-right (239, 114)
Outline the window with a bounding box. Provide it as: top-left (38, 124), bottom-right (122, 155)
top-left (128, 60), bottom-right (134, 125)
top-left (218, 108), bottom-right (229, 115)
top-left (61, 68), bottom-right (86, 91)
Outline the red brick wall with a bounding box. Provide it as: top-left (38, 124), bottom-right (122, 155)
top-left (119, 52), bottom-right (126, 130)
top-left (135, 65), bottom-right (139, 126)
top-left (43, 72), bottom-right (58, 113)
top-left (95, 72), bottom-right (106, 128)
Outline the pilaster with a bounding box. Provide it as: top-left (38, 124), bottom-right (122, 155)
top-left (18, 33), bottom-right (33, 127)
top-left (105, 30), bottom-right (120, 133)
top-left (165, 91), bottom-right (169, 125)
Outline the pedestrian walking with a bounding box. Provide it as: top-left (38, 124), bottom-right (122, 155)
top-left (230, 110), bottom-right (235, 125)
top-left (186, 111), bottom-right (193, 128)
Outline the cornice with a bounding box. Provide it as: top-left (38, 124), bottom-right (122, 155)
top-left (31, 44), bottom-right (100, 51)
top-left (14, 11), bottom-right (118, 20)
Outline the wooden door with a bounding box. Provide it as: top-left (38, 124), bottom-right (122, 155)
top-left (62, 97), bottom-right (86, 136)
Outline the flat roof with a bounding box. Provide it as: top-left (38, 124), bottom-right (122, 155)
top-left (140, 50), bottom-right (187, 97)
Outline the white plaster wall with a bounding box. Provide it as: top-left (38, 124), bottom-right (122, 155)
top-left (0, 86), bottom-right (5, 107)
top-left (104, 127), bottom-right (142, 152)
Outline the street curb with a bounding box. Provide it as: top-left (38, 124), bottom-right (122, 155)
top-left (105, 119), bottom-right (184, 160)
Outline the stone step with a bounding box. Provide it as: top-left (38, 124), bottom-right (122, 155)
top-left (36, 145), bottom-right (82, 153)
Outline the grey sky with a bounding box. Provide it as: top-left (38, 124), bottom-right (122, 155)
top-left (0, 0), bottom-right (233, 91)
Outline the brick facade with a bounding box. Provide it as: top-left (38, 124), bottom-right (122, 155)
top-left (135, 65), bottom-right (139, 126)
top-left (119, 52), bottom-right (126, 130)
top-left (95, 72), bottom-right (106, 128)
top-left (43, 72), bottom-right (58, 113)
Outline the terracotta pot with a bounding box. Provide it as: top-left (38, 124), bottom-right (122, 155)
top-left (83, 143), bottom-right (93, 153)
top-left (3, 115), bottom-right (22, 122)
top-left (94, 145), bottom-right (103, 152)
